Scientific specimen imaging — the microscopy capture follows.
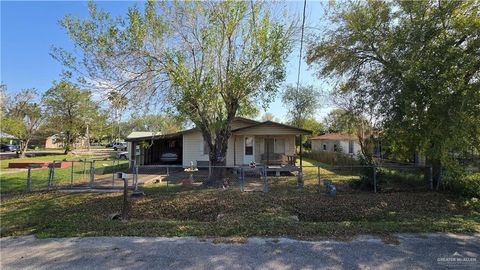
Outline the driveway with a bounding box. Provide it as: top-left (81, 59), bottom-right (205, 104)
top-left (1, 234), bottom-right (478, 269)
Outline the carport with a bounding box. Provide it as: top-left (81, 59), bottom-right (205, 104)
top-left (126, 132), bottom-right (183, 166)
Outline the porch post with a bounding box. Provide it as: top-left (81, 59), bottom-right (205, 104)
top-left (233, 135), bottom-right (236, 166)
top-left (299, 135), bottom-right (303, 168)
top-left (298, 134), bottom-right (304, 188)
top-left (266, 137), bottom-right (270, 166)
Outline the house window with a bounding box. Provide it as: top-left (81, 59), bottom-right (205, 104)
top-left (245, 137), bottom-right (253, 155)
top-left (203, 139), bottom-right (210, 155)
top-left (323, 144), bottom-right (327, 151)
top-left (349, 140), bottom-right (354, 154)
top-left (275, 138), bottom-right (285, 154)
top-left (333, 144), bottom-right (338, 152)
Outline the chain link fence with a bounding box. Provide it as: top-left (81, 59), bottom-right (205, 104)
top-left (133, 165), bottom-right (268, 192)
top-left (11, 159), bottom-right (432, 194)
top-left (12, 159), bottom-right (131, 192)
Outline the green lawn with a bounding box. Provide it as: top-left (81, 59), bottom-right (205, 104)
top-left (0, 155), bottom-right (128, 193)
top-left (1, 178), bottom-right (478, 239)
top-left (1, 156), bottom-right (477, 239)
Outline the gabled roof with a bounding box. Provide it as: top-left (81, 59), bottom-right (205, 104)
top-left (310, 133), bottom-right (357, 140)
top-left (126, 117), bottom-right (311, 141)
top-left (232, 120), bottom-right (311, 134)
top-left (234, 116), bottom-right (260, 125)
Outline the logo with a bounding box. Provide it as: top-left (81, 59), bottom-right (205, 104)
top-left (437, 251), bottom-right (477, 267)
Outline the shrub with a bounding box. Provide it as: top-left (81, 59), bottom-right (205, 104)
top-left (453, 172), bottom-right (480, 198)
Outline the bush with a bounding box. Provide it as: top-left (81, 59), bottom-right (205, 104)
top-left (454, 172), bottom-right (480, 198)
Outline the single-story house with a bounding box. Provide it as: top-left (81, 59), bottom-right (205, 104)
top-left (0, 132), bottom-right (17, 144)
top-left (310, 133), bottom-right (361, 157)
top-left (45, 134), bottom-right (89, 149)
top-left (126, 117), bottom-right (311, 171)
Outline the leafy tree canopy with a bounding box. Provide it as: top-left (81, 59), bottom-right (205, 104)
top-left (54, 1), bottom-right (295, 185)
top-left (323, 108), bottom-right (368, 134)
top-left (1, 89), bottom-right (44, 157)
top-left (307, 0), bottom-right (480, 184)
top-left (282, 84), bottom-right (320, 127)
top-left (43, 81), bottom-right (102, 153)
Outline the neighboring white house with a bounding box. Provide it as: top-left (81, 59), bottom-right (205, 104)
top-left (45, 134), bottom-right (89, 149)
top-left (126, 117), bottom-right (311, 169)
top-left (310, 133), bottom-right (361, 157)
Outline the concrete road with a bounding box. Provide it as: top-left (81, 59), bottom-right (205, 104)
top-left (1, 234), bottom-right (478, 269)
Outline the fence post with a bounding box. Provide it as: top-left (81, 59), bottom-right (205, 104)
top-left (373, 165), bottom-right (377, 193)
top-left (121, 177), bottom-right (128, 221)
top-left (134, 165), bottom-right (139, 192)
top-left (428, 165), bottom-right (433, 191)
top-left (50, 161), bottom-right (56, 189)
top-left (263, 165), bottom-right (268, 193)
top-left (240, 167), bottom-right (245, 192)
top-left (89, 161), bottom-right (95, 189)
top-left (166, 166), bottom-right (169, 176)
top-left (47, 162), bottom-right (54, 190)
top-left (112, 160), bottom-right (116, 187)
top-left (82, 160), bottom-right (87, 183)
top-left (70, 161), bottom-right (74, 188)
top-left (317, 166), bottom-right (321, 193)
top-left (26, 166), bottom-right (32, 193)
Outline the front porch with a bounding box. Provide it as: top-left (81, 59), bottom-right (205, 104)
top-left (232, 134), bottom-right (305, 175)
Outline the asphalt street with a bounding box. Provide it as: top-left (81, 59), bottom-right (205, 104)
top-left (1, 234), bottom-right (478, 269)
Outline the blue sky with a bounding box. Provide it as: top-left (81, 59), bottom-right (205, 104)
top-left (1, 0), bottom-right (333, 122)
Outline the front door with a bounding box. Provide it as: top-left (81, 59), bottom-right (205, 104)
top-left (243, 136), bottom-right (255, 164)
top-left (264, 138), bottom-right (275, 164)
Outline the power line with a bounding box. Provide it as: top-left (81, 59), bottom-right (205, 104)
top-left (296, 0), bottom-right (307, 93)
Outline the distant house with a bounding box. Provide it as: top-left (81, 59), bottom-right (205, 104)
top-left (310, 133), bottom-right (361, 157)
top-left (45, 134), bottom-right (89, 149)
top-left (126, 117), bottom-right (311, 173)
top-left (0, 132), bottom-right (17, 144)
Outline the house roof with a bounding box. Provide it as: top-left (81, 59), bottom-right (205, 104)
top-left (0, 132), bottom-right (17, 139)
top-left (125, 130), bottom-right (184, 141)
top-left (232, 120), bottom-right (312, 134)
top-left (126, 117), bottom-right (311, 141)
top-left (310, 133), bottom-right (357, 141)
top-left (127, 131), bottom-right (162, 139)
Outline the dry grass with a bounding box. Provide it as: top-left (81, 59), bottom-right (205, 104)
top-left (1, 186), bottom-right (478, 239)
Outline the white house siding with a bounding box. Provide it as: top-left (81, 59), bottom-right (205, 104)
top-left (183, 132), bottom-right (298, 167)
top-left (181, 119), bottom-right (310, 167)
top-left (234, 135), bottom-right (244, 166)
top-left (311, 139), bottom-right (361, 157)
top-left (182, 131), bottom-right (209, 167)
top-left (234, 135), bottom-right (296, 165)
top-left (182, 130), bottom-right (239, 167)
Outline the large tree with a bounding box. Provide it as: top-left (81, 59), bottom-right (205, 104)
top-left (324, 108), bottom-right (359, 134)
top-left (120, 114), bottom-right (186, 138)
top-left (307, 0), bottom-right (480, 188)
top-left (53, 1), bottom-right (294, 186)
top-left (2, 89), bottom-right (44, 157)
top-left (43, 81), bottom-right (101, 154)
top-left (282, 84), bottom-right (320, 128)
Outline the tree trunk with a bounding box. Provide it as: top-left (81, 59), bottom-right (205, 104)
top-left (204, 137), bottom-right (229, 187)
top-left (431, 159), bottom-right (443, 191)
top-left (64, 132), bottom-right (73, 154)
top-left (20, 139), bottom-right (29, 158)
